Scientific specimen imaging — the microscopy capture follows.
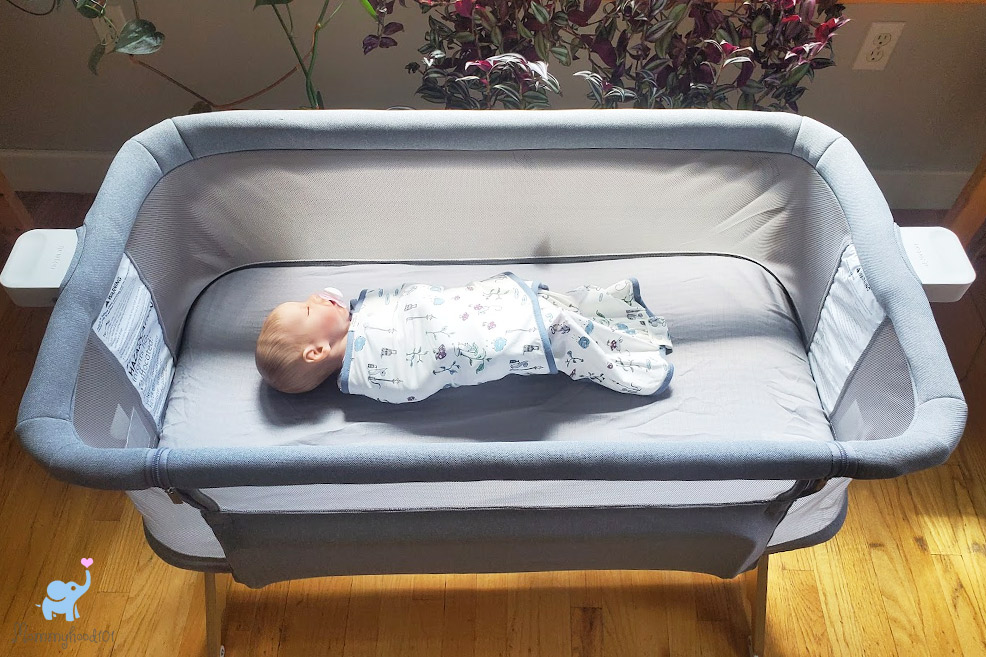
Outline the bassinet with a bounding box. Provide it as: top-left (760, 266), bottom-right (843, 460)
top-left (15, 109), bottom-right (966, 655)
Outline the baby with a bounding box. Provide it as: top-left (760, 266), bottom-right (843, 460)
top-left (256, 273), bottom-right (673, 403)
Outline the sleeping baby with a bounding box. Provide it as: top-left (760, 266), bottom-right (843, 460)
top-left (255, 272), bottom-right (674, 403)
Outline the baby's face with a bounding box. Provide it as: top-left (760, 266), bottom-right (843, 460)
top-left (277, 292), bottom-right (351, 345)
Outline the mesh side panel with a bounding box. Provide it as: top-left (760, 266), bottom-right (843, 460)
top-left (127, 490), bottom-right (225, 560)
top-left (202, 479), bottom-right (798, 514)
top-left (767, 477), bottom-right (850, 547)
top-left (73, 333), bottom-right (158, 448)
top-left (807, 244), bottom-right (887, 414)
top-left (830, 321), bottom-right (915, 442)
top-left (125, 149), bottom-right (849, 351)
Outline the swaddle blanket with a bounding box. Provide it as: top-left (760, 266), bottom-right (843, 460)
top-left (339, 272), bottom-right (673, 403)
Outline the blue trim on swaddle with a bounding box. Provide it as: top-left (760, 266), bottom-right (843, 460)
top-left (338, 290), bottom-right (367, 394)
top-left (652, 351), bottom-right (674, 396)
top-left (629, 277), bottom-right (655, 319)
top-left (502, 272), bottom-right (558, 375)
top-left (630, 276), bottom-right (673, 354)
top-left (338, 329), bottom-right (355, 394)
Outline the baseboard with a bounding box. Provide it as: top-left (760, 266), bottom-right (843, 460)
top-left (0, 149), bottom-right (971, 210)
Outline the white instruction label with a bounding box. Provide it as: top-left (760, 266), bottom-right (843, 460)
top-left (92, 256), bottom-right (174, 424)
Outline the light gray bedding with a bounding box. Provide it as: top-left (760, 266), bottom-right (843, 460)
top-left (160, 255), bottom-right (834, 449)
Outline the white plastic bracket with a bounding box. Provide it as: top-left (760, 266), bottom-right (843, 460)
top-left (898, 226), bottom-right (976, 303)
top-left (1, 228), bottom-right (79, 307)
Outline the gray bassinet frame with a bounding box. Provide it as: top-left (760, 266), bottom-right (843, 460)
top-left (14, 109), bottom-right (966, 656)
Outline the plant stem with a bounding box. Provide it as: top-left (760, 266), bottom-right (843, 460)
top-left (131, 0), bottom-right (139, 20)
top-left (128, 55), bottom-right (215, 106)
top-left (128, 48), bottom-right (314, 110)
top-left (272, 4), bottom-right (315, 107)
top-left (216, 49), bottom-right (314, 109)
top-left (307, 0), bottom-right (341, 108)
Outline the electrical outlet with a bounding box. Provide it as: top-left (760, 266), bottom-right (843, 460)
top-left (853, 22), bottom-right (905, 71)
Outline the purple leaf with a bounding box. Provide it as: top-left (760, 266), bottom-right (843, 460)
top-left (567, 9), bottom-right (589, 26)
top-left (454, 0), bottom-right (473, 17)
top-left (591, 38), bottom-right (617, 68)
top-left (362, 34), bottom-right (379, 54)
top-left (383, 21), bottom-right (404, 35)
top-left (736, 60), bottom-right (754, 88)
top-left (584, 0), bottom-right (601, 17)
top-left (380, 36), bottom-right (398, 48)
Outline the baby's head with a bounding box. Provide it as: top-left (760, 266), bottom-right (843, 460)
top-left (255, 290), bottom-right (351, 393)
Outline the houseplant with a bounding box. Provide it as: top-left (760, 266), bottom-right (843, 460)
top-left (365, 0), bottom-right (848, 111)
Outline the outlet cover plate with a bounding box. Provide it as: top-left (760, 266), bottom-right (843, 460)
top-left (853, 22), bottom-right (905, 71)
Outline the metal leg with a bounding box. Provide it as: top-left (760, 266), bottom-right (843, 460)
top-left (744, 555), bottom-right (769, 657)
top-left (204, 572), bottom-right (227, 657)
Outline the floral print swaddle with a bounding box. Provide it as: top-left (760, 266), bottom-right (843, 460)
top-left (339, 272), bottom-right (672, 403)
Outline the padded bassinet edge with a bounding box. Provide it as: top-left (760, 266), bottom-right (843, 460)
top-left (14, 109), bottom-right (966, 490)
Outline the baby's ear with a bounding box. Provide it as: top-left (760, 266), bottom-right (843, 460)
top-left (302, 343), bottom-right (330, 363)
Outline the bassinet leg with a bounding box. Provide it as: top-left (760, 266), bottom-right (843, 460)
top-left (204, 572), bottom-right (227, 657)
top-left (744, 554), bottom-right (769, 657)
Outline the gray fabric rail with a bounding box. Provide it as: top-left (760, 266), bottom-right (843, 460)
top-left (15, 109), bottom-right (966, 490)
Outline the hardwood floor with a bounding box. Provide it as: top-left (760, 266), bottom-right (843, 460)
top-left (1, 196), bottom-right (985, 657)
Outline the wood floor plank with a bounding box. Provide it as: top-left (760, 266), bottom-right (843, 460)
top-left (342, 576), bottom-right (383, 657)
top-left (932, 554), bottom-right (986, 657)
top-left (441, 574), bottom-right (477, 657)
top-left (278, 575), bottom-right (352, 656)
top-left (473, 573), bottom-right (508, 657)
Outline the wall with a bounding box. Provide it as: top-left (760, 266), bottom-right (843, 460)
top-left (0, 1), bottom-right (984, 207)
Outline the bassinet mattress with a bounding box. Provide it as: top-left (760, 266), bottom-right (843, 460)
top-left (160, 255), bottom-right (834, 453)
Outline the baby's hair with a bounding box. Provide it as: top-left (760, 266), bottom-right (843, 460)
top-left (255, 307), bottom-right (327, 394)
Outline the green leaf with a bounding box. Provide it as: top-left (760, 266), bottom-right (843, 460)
top-left (113, 19), bottom-right (164, 55)
top-left (75, 0), bottom-right (104, 19)
top-left (534, 32), bottom-right (550, 62)
top-left (644, 19), bottom-right (672, 43)
top-left (531, 2), bottom-right (550, 24)
top-left (741, 79), bottom-right (765, 94)
top-left (491, 26), bottom-right (503, 47)
top-left (359, 0), bottom-right (378, 19)
top-left (782, 62), bottom-right (810, 86)
top-left (738, 92), bottom-right (755, 110)
top-left (551, 11), bottom-right (569, 26)
top-left (752, 15), bottom-right (770, 34)
top-left (654, 29), bottom-right (673, 58)
top-left (492, 83), bottom-right (522, 104)
top-left (254, 0), bottom-right (293, 7)
top-left (550, 46), bottom-right (572, 66)
top-left (723, 56), bottom-right (752, 67)
top-left (87, 41), bottom-right (106, 75)
top-left (454, 31), bottom-right (475, 43)
top-left (667, 2), bottom-right (688, 26)
top-left (518, 22), bottom-right (534, 40)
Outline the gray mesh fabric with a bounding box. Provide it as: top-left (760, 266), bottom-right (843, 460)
top-left (126, 148), bottom-right (847, 354)
top-left (830, 321), bottom-right (915, 443)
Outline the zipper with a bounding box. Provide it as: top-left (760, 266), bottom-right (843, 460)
top-left (150, 448), bottom-right (183, 504)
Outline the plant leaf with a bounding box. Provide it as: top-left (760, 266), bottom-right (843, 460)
top-left (87, 41), bottom-right (106, 75)
top-left (113, 19), bottom-right (164, 55)
top-left (359, 0), bottom-right (378, 19)
top-left (531, 2), bottom-right (550, 24)
top-left (383, 22), bottom-right (404, 35)
top-left (75, 0), bottom-right (104, 18)
top-left (738, 92), bottom-right (755, 110)
top-left (550, 45), bottom-right (572, 66)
